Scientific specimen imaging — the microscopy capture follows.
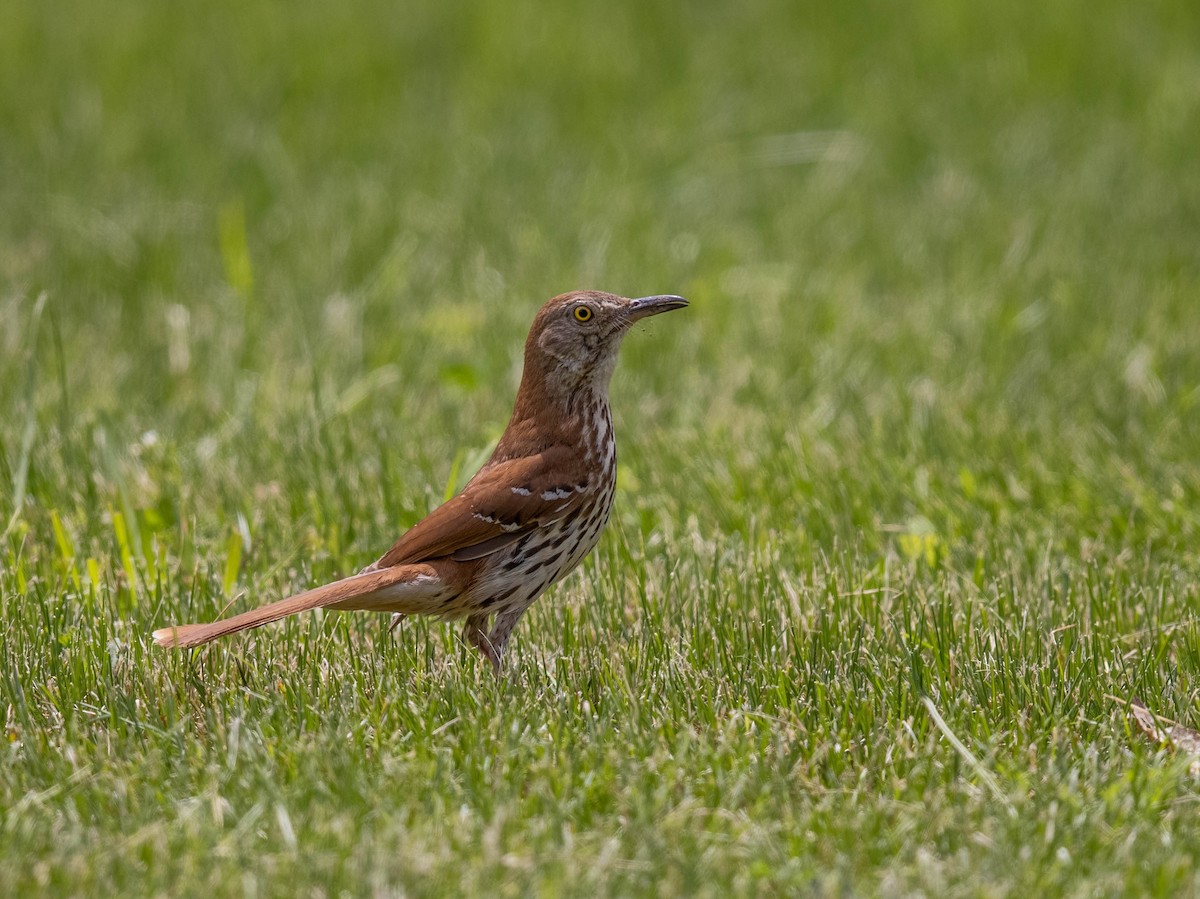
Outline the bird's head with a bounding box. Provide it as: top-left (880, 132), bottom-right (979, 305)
top-left (522, 290), bottom-right (689, 403)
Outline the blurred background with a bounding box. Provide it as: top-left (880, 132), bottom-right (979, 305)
top-left (2, 0), bottom-right (1199, 586)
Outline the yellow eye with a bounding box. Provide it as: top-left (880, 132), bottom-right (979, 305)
top-left (573, 305), bottom-right (593, 322)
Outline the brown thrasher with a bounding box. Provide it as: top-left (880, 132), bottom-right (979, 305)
top-left (153, 290), bottom-right (688, 668)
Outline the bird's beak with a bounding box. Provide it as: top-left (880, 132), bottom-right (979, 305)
top-left (627, 295), bottom-right (689, 321)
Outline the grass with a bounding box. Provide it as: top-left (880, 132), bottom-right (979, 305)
top-left (3, 0), bottom-right (1200, 894)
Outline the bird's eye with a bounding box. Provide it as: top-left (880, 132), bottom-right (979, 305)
top-left (573, 305), bottom-right (593, 322)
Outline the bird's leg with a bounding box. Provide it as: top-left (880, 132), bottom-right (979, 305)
top-left (484, 606), bottom-right (528, 670)
top-left (463, 613), bottom-right (500, 671)
top-left (388, 613), bottom-right (407, 634)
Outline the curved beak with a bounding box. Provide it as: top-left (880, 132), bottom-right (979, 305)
top-left (627, 294), bottom-right (689, 321)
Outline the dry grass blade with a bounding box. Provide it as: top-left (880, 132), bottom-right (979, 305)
top-left (1123, 696), bottom-right (1200, 776)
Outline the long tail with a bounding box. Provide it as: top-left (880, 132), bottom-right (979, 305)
top-left (152, 563), bottom-right (445, 649)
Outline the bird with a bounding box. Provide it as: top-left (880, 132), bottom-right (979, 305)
top-left (152, 290), bottom-right (688, 669)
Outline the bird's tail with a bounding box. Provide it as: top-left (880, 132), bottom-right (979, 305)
top-left (152, 563), bottom-right (446, 649)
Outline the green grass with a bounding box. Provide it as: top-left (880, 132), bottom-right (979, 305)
top-left (3, 0), bottom-right (1200, 894)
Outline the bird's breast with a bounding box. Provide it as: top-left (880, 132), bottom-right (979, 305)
top-left (469, 472), bottom-right (617, 618)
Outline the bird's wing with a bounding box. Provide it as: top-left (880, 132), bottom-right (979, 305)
top-left (372, 447), bottom-right (589, 568)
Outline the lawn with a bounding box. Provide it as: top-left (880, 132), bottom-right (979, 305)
top-left (3, 0), bottom-right (1200, 895)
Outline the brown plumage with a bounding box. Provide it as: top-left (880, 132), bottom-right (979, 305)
top-left (153, 290), bottom-right (688, 668)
